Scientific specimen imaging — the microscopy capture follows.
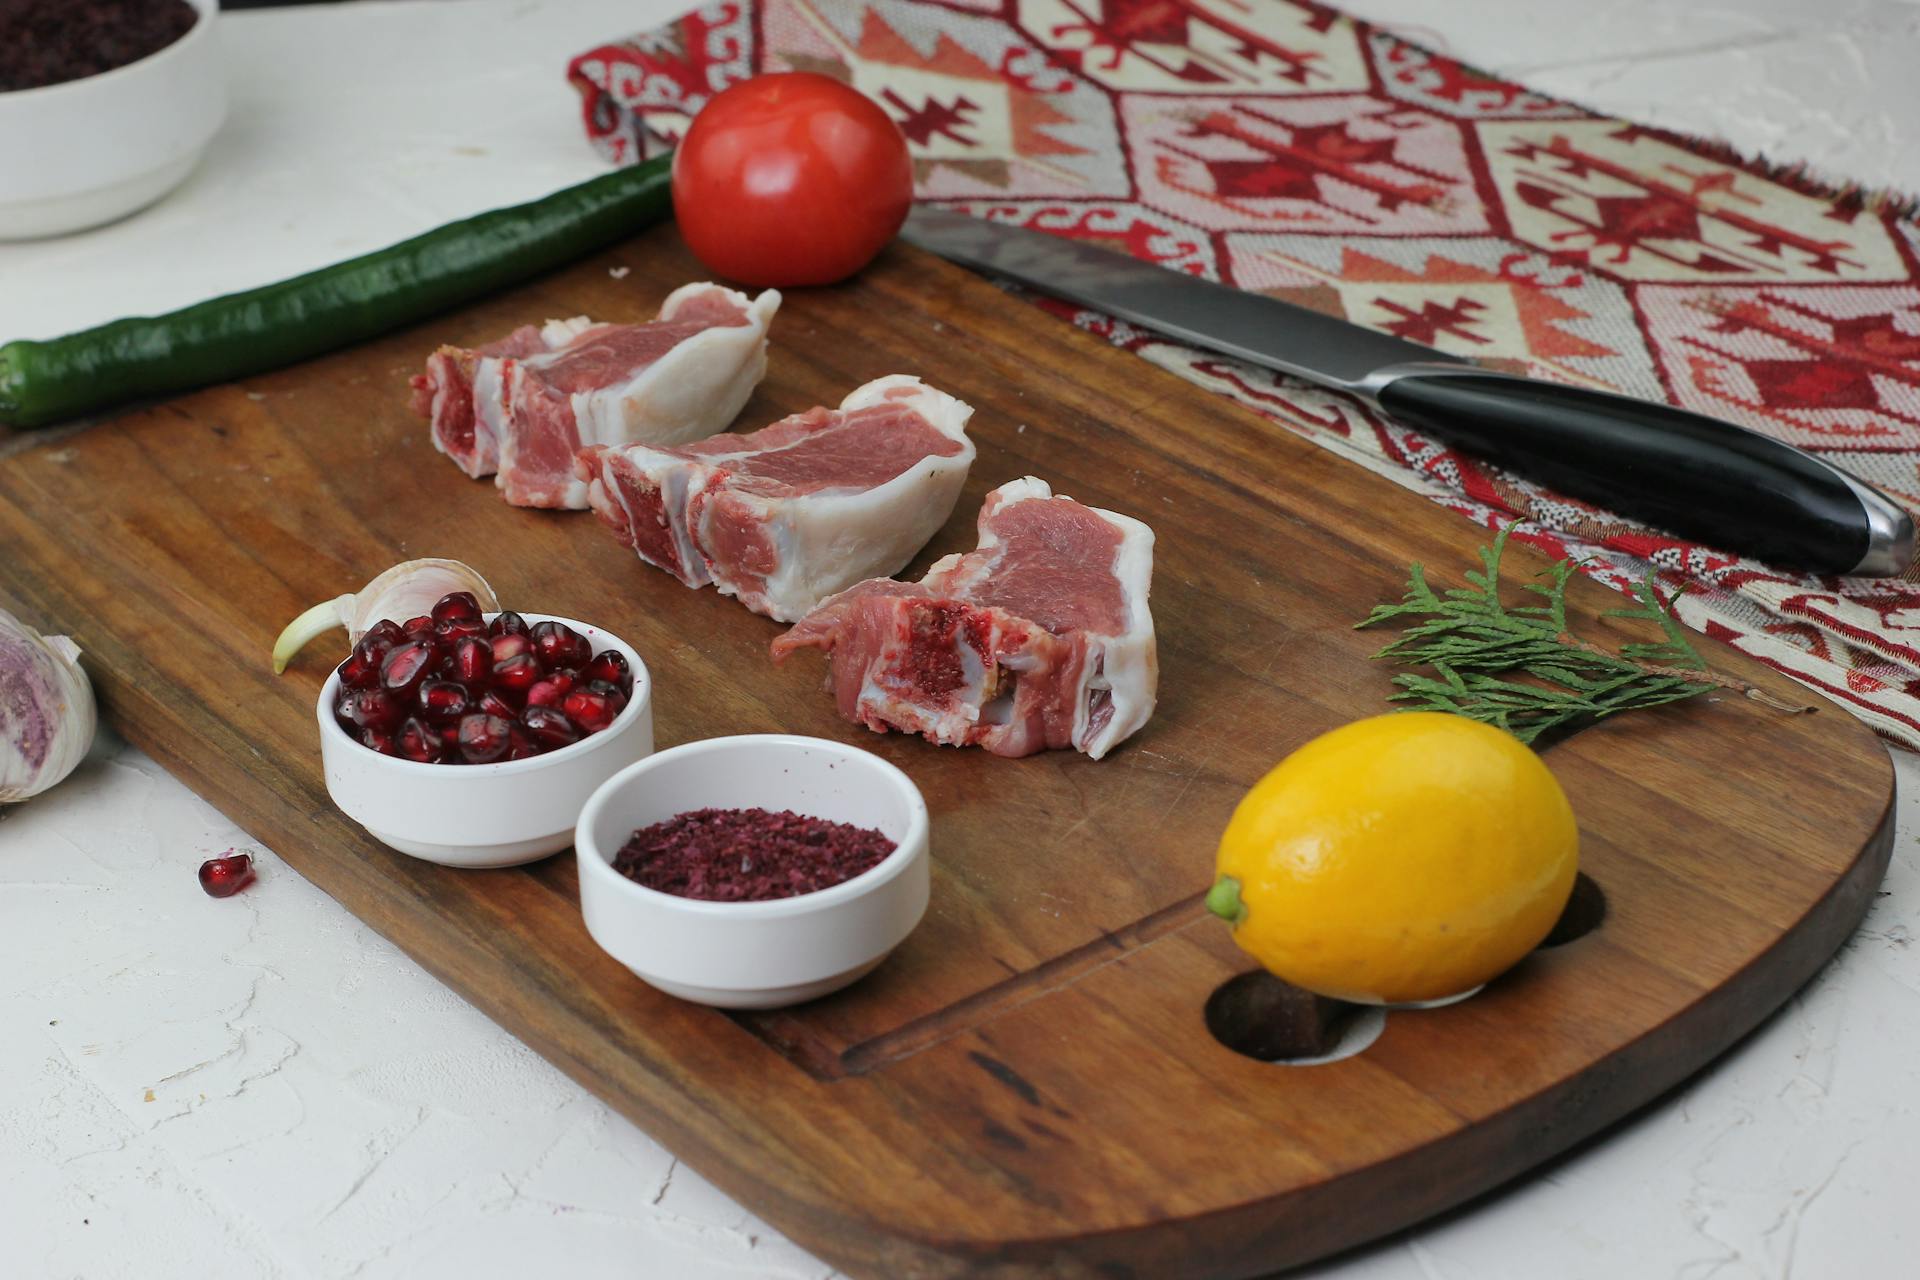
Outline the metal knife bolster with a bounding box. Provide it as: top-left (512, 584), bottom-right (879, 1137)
top-left (1360, 363), bottom-right (1916, 577)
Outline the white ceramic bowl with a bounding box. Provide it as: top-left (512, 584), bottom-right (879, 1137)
top-left (576, 735), bottom-right (931, 1009)
top-left (317, 614), bottom-right (654, 868)
top-left (0, 0), bottom-right (227, 239)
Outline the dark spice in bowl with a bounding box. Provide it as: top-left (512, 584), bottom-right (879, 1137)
top-left (1, 0), bottom-right (199, 93)
top-left (614, 808), bottom-right (895, 902)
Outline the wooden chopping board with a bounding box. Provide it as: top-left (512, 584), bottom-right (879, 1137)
top-left (0, 224), bottom-right (1893, 1279)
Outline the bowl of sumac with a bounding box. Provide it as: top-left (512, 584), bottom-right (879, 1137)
top-left (575, 734), bottom-right (930, 1009)
top-left (0, 0), bottom-right (227, 239)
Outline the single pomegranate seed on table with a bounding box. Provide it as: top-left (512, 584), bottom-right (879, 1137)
top-left (450, 635), bottom-right (492, 686)
top-left (520, 705), bottom-right (580, 750)
top-left (198, 852), bottom-right (256, 898)
top-left (432, 591), bottom-right (483, 623)
top-left (584, 649), bottom-right (631, 693)
top-left (380, 641), bottom-right (436, 698)
top-left (418, 679), bottom-right (471, 722)
top-left (458, 713), bottom-right (513, 763)
top-left (490, 632), bottom-right (532, 665)
top-left (478, 689), bottom-right (519, 719)
top-left (494, 652), bottom-right (541, 694)
top-left (395, 717), bottom-right (443, 762)
top-left (524, 672), bottom-right (574, 708)
top-left (489, 610), bottom-right (529, 638)
top-left (530, 621), bottom-right (592, 670)
top-left (562, 688), bottom-right (620, 733)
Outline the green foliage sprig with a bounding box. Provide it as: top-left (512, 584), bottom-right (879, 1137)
top-left (1357, 527), bottom-right (1807, 743)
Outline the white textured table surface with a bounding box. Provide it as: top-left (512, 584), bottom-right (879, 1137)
top-left (4, 1), bottom-right (1919, 1277)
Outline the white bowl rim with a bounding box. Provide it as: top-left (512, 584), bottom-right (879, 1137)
top-left (577, 733), bottom-right (930, 919)
top-left (0, 0), bottom-right (218, 105)
top-left (315, 612), bottom-right (650, 777)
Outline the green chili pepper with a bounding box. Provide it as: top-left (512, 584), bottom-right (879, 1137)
top-left (0, 155), bottom-right (673, 429)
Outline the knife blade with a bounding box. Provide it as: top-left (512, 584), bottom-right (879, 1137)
top-left (901, 207), bottom-right (1915, 578)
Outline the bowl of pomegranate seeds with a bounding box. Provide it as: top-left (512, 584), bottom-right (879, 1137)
top-left (316, 593), bottom-right (654, 868)
top-left (575, 735), bottom-right (930, 1009)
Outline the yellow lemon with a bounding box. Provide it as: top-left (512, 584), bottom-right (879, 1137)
top-left (1209, 712), bottom-right (1578, 1004)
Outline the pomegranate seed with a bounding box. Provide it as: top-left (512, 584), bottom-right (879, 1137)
top-left (395, 717), bottom-right (443, 763)
top-left (197, 852), bottom-right (256, 898)
top-left (339, 687), bottom-right (401, 732)
top-left (494, 652), bottom-right (541, 694)
top-left (524, 672), bottom-right (574, 708)
top-left (479, 689), bottom-right (519, 718)
top-left (491, 632), bottom-right (532, 664)
top-left (586, 678), bottom-right (628, 705)
top-left (402, 614), bottom-right (435, 636)
top-left (562, 688), bottom-right (620, 734)
top-left (457, 713), bottom-right (512, 763)
top-left (530, 621), bottom-right (592, 670)
top-left (336, 646), bottom-right (380, 690)
top-left (380, 641), bottom-right (436, 698)
top-left (439, 724), bottom-right (462, 749)
top-left (434, 616), bottom-right (487, 646)
top-left (450, 635), bottom-right (492, 686)
top-left (507, 727), bottom-right (540, 760)
top-left (418, 679), bottom-right (471, 722)
top-left (584, 650), bottom-right (630, 690)
top-left (520, 705), bottom-right (580, 750)
top-left (360, 726), bottom-right (395, 755)
top-left (489, 610), bottom-right (529, 638)
top-left (361, 619), bottom-right (405, 649)
top-left (432, 591), bottom-right (483, 623)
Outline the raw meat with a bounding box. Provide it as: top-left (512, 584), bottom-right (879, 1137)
top-left (578, 375), bottom-right (976, 623)
top-left (410, 317), bottom-right (592, 479)
top-left (772, 477), bottom-right (1157, 759)
top-left (409, 282), bottom-right (780, 509)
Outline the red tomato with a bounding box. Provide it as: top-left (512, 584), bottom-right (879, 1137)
top-left (671, 73), bottom-right (914, 288)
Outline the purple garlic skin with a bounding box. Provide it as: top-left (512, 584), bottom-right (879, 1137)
top-left (0, 607), bottom-right (96, 804)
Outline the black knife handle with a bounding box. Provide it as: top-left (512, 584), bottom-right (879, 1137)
top-left (1372, 368), bottom-right (1914, 576)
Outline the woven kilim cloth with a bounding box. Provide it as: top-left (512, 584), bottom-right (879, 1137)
top-left (568, 0), bottom-right (1920, 747)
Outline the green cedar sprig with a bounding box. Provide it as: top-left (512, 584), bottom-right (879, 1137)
top-left (1356, 526), bottom-right (1803, 743)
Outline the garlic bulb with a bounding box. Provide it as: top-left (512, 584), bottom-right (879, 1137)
top-left (272, 558), bottom-right (499, 673)
top-left (0, 605), bottom-right (97, 804)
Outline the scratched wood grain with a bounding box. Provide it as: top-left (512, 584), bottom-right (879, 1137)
top-left (0, 225), bottom-right (1892, 1279)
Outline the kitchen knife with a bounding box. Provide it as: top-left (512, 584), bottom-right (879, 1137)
top-left (901, 207), bottom-right (1915, 578)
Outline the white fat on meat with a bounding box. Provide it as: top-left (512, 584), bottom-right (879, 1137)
top-left (772, 476), bottom-right (1157, 760)
top-left (577, 375), bottom-right (976, 623)
top-left (409, 283), bottom-right (779, 509)
top-left (410, 317), bottom-right (593, 479)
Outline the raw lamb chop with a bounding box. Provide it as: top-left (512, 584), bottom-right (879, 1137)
top-left (409, 282), bottom-right (780, 509)
top-left (578, 375), bottom-right (975, 622)
top-left (771, 477), bottom-right (1156, 759)
top-left (410, 317), bottom-right (593, 479)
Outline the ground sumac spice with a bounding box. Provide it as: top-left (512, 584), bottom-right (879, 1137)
top-left (613, 808), bottom-right (895, 902)
top-left (1, 0), bottom-right (199, 93)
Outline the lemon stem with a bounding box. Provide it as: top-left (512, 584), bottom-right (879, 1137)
top-left (1206, 876), bottom-right (1247, 927)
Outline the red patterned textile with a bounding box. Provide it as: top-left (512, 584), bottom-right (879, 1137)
top-left (569, 0), bottom-right (1920, 747)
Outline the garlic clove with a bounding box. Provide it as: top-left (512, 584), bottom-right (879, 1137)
top-left (272, 558), bottom-right (499, 674)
